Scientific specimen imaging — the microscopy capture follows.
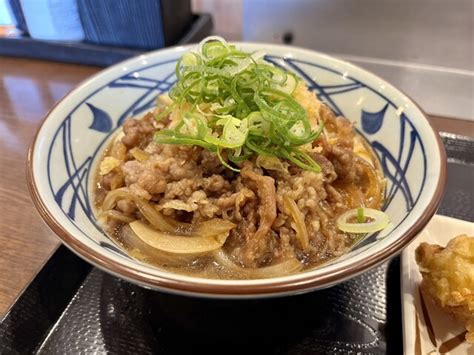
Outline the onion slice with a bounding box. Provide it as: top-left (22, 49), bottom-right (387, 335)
top-left (213, 250), bottom-right (303, 278)
top-left (121, 225), bottom-right (198, 267)
top-left (336, 208), bottom-right (389, 233)
top-left (251, 258), bottom-right (303, 278)
top-left (193, 219), bottom-right (236, 237)
top-left (129, 221), bottom-right (230, 254)
top-left (283, 195), bottom-right (309, 250)
top-left (100, 210), bottom-right (135, 223)
top-left (102, 188), bottom-right (236, 236)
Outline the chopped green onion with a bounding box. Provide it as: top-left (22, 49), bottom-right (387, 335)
top-left (357, 207), bottom-right (364, 223)
top-left (154, 36), bottom-right (323, 172)
top-left (216, 148), bottom-right (240, 172)
top-left (337, 208), bottom-right (389, 234)
top-left (280, 148), bottom-right (321, 173)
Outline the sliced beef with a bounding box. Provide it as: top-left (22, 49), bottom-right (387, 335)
top-left (239, 162), bottom-right (277, 267)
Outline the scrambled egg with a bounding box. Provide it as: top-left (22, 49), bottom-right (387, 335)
top-left (292, 81), bottom-right (322, 130)
top-left (416, 234), bottom-right (474, 343)
top-left (99, 156), bottom-right (121, 175)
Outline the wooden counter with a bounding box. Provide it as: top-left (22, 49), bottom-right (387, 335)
top-left (0, 56), bottom-right (472, 317)
top-left (0, 57), bottom-right (100, 316)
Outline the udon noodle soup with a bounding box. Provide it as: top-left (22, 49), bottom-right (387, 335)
top-left (94, 37), bottom-right (387, 279)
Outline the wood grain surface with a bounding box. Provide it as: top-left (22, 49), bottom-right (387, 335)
top-left (0, 55), bottom-right (472, 317)
top-left (0, 57), bottom-right (100, 316)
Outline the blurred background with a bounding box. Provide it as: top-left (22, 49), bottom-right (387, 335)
top-left (0, 0), bottom-right (472, 119)
top-left (200, 0), bottom-right (473, 121)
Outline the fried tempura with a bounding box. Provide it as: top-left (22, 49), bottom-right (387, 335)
top-left (415, 234), bottom-right (474, 343)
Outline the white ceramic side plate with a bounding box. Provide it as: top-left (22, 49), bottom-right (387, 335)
top-left (401, 214), bottom-right (474, 354)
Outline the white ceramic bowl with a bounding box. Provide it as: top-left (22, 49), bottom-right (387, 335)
top-left (27, 43), bottom-right (446, 298)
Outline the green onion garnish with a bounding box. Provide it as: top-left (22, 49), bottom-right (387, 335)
top-left (155, 36), bottom-right (322, 172)
top-left (337, 208), bottom-right (389, 234)
top-left (357, 207), bottom-right (365, 223)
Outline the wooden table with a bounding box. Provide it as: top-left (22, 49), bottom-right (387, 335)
top-left (0, 57), bottom-right (100, 316)
top-left (0, 56), bottom-right (472, 317)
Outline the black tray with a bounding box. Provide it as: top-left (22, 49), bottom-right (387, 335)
top-left (0, 14), bottom-right (212, 67)
top-left (1, 133), bottom-right (473, 354)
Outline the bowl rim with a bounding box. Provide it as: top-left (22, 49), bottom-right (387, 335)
top-left (26, 42), bottom-right (447, 297)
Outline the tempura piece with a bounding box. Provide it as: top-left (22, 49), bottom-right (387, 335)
top-left (415, 234), bottom-right (474, 343)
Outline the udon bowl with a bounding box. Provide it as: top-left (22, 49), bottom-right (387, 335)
top-left (27, 43), bottom-right (446, 298)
